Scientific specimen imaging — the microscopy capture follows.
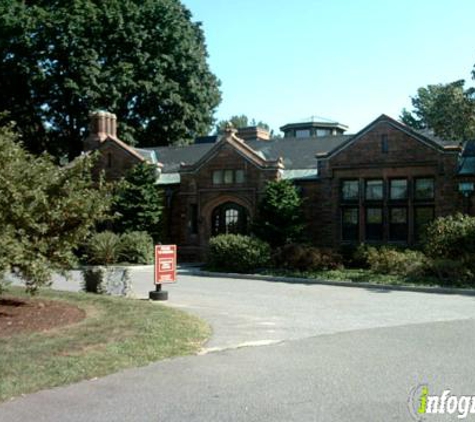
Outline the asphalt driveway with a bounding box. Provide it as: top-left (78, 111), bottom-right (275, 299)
top-left (2, 270), bottom-right (475, 421)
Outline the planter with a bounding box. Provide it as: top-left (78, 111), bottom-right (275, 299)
top-left (81, 266), bottom-right (133, 297)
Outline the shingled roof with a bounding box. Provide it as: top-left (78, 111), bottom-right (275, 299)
top-left (141, 135), bottom-right (351, 173)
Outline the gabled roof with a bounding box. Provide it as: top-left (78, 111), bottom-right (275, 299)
top-left (180, 127), bottom-right (283, 173)
top-left (144, 134), bottom-right (350, 173)
top-left (98, 136), bottom-right (146, 162)
top-left (323, 114), bottom-right (460, 159)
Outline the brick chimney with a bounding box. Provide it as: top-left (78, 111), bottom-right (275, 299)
top-left (83, 111), bottom-right (118, 151)
top-left (237, 126), bottom-right (271, 142)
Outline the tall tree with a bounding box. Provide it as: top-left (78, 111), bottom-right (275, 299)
top-left (401, 79), bottom-right (475, 141)
top-left (0, 122), bottom-right (112, 294)
top-left (112, 162), bottom-right (164, 242)
top-left (253, 180), bottom-right (305, 247)
top-left (0, 0), bottom-right (221, 159)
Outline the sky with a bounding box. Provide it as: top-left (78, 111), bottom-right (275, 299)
top-left (181, 0), bottom-right (475, 135)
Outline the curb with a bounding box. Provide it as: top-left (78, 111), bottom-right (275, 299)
top-left (190, 269), bottom-right (475, 297)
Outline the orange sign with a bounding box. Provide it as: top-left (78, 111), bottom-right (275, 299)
top-left (154, 245), bottom-right (177, 284)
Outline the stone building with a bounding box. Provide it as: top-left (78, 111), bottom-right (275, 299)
top-left (84, 111), bottom-right (475, 260)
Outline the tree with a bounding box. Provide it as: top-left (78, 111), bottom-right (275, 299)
top-left (0, 0), bottom-right (221, 159)
top-left (253, 180), bottom-right (305, 247)
top-left (0, 122), bottom-right (112, 294)
top-left (112, 163), bottom-right (164, 241)
top-left (215, 115), bottom-right (271, 134)
top-left (401, 79), bottom-right (475, 141)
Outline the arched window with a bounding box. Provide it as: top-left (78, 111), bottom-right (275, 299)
top-left (212, 202), bottom-right (249, 236)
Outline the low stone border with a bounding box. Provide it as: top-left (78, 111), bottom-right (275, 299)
top-left (191, 269), bottom-right (475, 297)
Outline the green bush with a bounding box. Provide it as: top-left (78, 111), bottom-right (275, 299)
top-left (423, 213), bottom-right (475, 259)
top-left (357, 245), bottom-right (428, 278)
top-left (427, 258), bottom-right (474, 286)
top-left (207, 234), bottom-right (271, 273)
top-left (273, 244), bottom-right (343, 272)
top-left (85, 231), bottom-right (122, 265)
top-left (84, 231), bottom-right (154, 265)
top-left (119, 231), bottom-right (154, 264)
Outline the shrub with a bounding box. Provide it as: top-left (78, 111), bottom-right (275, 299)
top-left (427, 258), bottom-right (474, 286)
top-left (84, 231), bottom-right (122, 265)
top-left (423, 213), bottom-right (475, 259)
top-left (119, 231), bottom-right (154, 264)
top-left (207, 234), bottom-right (271, 273)
top-left (273, 244), bottom-right (343, 272)
top-left (82, 266), bottom-right (132, 296)
top-left (253, 180), bottom-right (305, 247)
top-left (358, 245), bottom-right (428, 278)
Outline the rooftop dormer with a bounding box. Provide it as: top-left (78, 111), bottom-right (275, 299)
top-left (280, 116), bottom-right (348, 139)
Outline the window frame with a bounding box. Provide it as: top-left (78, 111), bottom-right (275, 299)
top-left (414, 177), bottom-right (435, 201)
top-left (365, 179), bottom-right (384, 202)
top-left (341, 179), bottom-right (360, 202)
top-left (389, 207), bottom-right (408, 242)
top-left (341, 207), bottom-right (359, 242)
top-left (389, 178), bottom-right (408, 201)
top-left (365, 207), bottom-right (384, 241)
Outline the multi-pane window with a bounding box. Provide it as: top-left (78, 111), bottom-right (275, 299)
top-left (341, 180), bottom-right (359, 201)
top-left (224, 170), bottom-right (233, 184)
top-left (342, 208), bottom-right (359, 241)
top-left (317, 129), bottom-right (331, 137)
top-left (415, 178), bottom-right (435, 200)
top-left (296, 129), bottom-right (311, 138)
top-left (415, 207), bottom-right (435, 242)
top-left (235, 169), bottom-right (245, 184)
top-left (365, 208), bottom-right (383, 241)
top-left (389, 207), bottom-right (408, 241)
top-left (365, 180), bottom-right (384, 200)
top-left (212, 169), bottom-right (245, 185)
top-left (213, 170), bottom-right (223, 184)
top-left (390, 179), bottom-right (408, 200)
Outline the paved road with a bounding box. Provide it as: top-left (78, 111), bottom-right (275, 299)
top-left (2, 271), bottom-right (475, 421)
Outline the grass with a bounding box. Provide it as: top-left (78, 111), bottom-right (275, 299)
top-left (0, 287), bottom-right (210, 402)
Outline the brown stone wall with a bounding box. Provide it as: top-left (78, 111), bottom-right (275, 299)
top-left (168, 143), bottom-right (280, 260)
top-left (315, 122), bottom-right (464, 246)
top-left (91, 142), bottom-right (141, 181)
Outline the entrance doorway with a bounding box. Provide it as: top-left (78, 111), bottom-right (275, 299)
top-left (211, 202), bottom-right (249, 236)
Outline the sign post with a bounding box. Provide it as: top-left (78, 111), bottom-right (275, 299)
top-left (149, 245), bottom-right (177, 301)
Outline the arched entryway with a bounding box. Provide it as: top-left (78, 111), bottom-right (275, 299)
top-left (211, 202), bottom-right (250, 236)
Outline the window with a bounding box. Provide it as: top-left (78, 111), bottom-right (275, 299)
top-left (317, 129), bottom-right (331, 137)
top-left (213, 170), bottom-right (223, 184)
top-left (415, 207), bottom-right (434, 242)
top-left (390, 179), bottom-right (408, 200)
top-left (365, 180), bottom-right (384, 201)
top-left (341, 180), bottom-right (359, 201)
top-left (212, 202), bottom-right (249, 235)
top-left (389, 207), bottom-right (408, 241)
top-left (381, 134), bottom-right (388, 153)
top-left (342, 208), bottom-right (359, 241)
top-left (295, 129), bottom-right (311, 138)
top-left (235, 169), bottom-right (245, 184)
top-left (224, 170), bottom-right (233, 184)
top-left (365, 208), bottom-right (383, 241)
top-left (107, 153), bottom-right (112, 168)
top-left (190, 204), bottom-right (198, 235)
top-left (415, 178), bottom-right (435, 200)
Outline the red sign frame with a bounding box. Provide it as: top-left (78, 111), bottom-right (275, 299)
top-left (154, 245), bottom-right (177, 284)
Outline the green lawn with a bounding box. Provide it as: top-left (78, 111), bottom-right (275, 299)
top-left (0, 287), bottom-right (210, 402)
